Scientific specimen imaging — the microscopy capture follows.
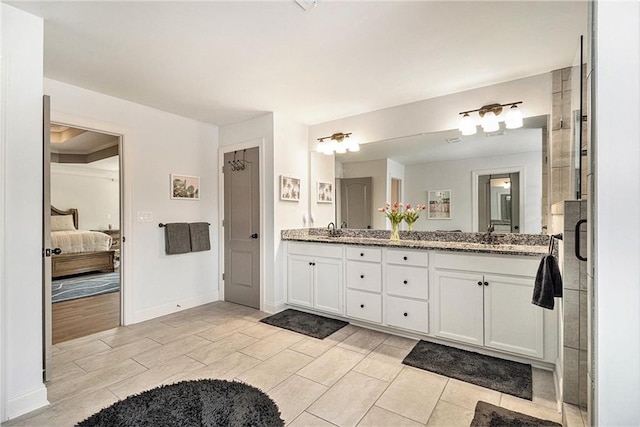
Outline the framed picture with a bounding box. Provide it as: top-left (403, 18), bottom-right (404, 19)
top-left (428, 189), bottom-right (451, 219)
top-left (280, 175), bottom-right (301, 201)
top-left (317, 181), bottom-right (333, 203)
top-left (171, 174), bottom-right (200, 200)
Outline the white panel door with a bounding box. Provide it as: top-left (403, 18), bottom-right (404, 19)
top-left (432, 270), bottom-right (484, 346)
top-left (313, 257), bottom-right (343, 315)
top-left (287, 255), bottom-right (313, 308)
top-left (484, 274), bottom-right (544, 358)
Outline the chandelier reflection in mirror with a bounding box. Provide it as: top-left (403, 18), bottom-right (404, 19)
top-left (458, 102), bottom-right (523, 136)
top-left (316, 132), bottom-right (360, 155)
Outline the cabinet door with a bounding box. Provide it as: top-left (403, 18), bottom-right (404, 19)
top-left (314, 257), bottom-right (343, 315)
top-left (287, 255), bottom-right (313, 308)
top-left (431, 270), bottom-right (484, 346)
top-left (484, 274), bottom-right (544, 358)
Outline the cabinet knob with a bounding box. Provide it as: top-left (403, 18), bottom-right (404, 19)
top-left (309, 262), bottom-right (313, 266)
top-left (403, 312), bottom-right (408, 317)
top-left (477, 281), bottom-right (483, 286)
top-left (403, 256), bottom-right (408, 261)
top-left (360, 304), bottom-right (365, 308)
top-left (360, 253), bottom-right (364, 257)
top-left (484, 281), bottom-right (489, 286)
top-left (360, 274), bottom-right (364, 279)
top-left (403, 280), bottom-right (408, 285)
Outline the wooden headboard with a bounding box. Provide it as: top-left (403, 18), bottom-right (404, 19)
top-left (51, 206), bottom-right (78, 229)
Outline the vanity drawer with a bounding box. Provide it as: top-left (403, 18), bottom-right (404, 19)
top-left (346, 247), bottom-right (382, 263)
top-left (346, 289), bottom-right (382, 324)
top-left (288, 242), bottom-right (343, 259)
top-left (386, 296), bottom-right (429, 334)
top-left (346, 261), bottom-right (382, 292)
top-left (386, 249), bottom-right (429, 267)
top-left (386, 265), bottom-right (429, 300)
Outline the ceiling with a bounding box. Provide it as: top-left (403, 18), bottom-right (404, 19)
top-left (9, 1), bottom-right (588, 126)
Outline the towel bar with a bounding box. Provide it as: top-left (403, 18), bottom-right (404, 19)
top-left (159, 222), bottom-right (210, 228)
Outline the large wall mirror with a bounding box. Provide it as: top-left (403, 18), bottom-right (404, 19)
top-left (313, 115), bottom-right (547, 234)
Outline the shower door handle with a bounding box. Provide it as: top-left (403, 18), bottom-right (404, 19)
top-left (575, 219), bottom-right (587, 261)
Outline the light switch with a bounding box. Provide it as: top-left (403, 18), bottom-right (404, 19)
top-left (137, 211), bottom-right (153, 222)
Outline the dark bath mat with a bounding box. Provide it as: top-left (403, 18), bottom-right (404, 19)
top-left (471, 401), bottom-right (561, 427)
top-left (77, 379), bottom-right (284, 427)
top-left (260, 309), bottom-right (348, 339)
top-left (403, 340), bottom-right (532, 400)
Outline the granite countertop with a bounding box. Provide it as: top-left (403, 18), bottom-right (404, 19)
top-left (281, 228), bottom-right (551, 257)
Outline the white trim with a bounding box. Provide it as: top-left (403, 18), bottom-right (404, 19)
top-left (132, 291), bottom-right (219, 324)
top-left (218, 139), bottom-right (265, 311)
top-left (0, 50), bottom-right (9, 423)
top-left (48, 112), bottom-right (133, 326)
top-left (263, 300), bottom-right (286, 315)
top-left (6, 385), bottom-right (49, 420)
top-left (471, 166), bottom-right (525, 233)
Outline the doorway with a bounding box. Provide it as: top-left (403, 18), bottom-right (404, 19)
top-left (339, 177), bottom-right (373, 229)
top-left (44, 121), bottom-right (123, 348)
top-left (223, 147), bottom-right (261, 309)
top-left (477, 172), bottom-right (520, 233)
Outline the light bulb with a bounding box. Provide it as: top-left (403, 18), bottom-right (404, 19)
top-left (481, 111), bottom-right (500, 132)
top-left (346, 137), bottom-right (360, 152)
top-left (505, 104), bottom-right (523, 129)
top-left (459, 113), bottom-right (477, 136)
top-left (334, 142), bottom-right (347, 154)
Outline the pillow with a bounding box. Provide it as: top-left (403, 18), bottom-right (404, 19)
top-left (51, 215), bottom-right (76, 231)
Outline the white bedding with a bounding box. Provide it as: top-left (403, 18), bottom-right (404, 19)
top-left (51, 230), bottom-right (113, 254)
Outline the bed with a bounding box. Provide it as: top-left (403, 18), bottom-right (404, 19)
top-left (51, 206), bottom-right (116, 278)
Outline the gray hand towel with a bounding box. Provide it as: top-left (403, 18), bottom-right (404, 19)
top-left (532, 255), bottom-right (563, 309)
top-left (164, 223), bottom-right (191, 255)
top-left (189, 222), bottom-right (211, 252)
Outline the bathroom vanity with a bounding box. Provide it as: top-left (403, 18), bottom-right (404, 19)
top-left (282, 229), bottom-right (557, 366)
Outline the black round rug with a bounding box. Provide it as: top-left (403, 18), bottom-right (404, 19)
top-left (77, 379), bottom-right (284, 427)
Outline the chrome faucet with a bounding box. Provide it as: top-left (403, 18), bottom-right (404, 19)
top-left (327, 222), bottom-right (337, 236)
top-left (482, 224), bottom-right (496, 244)
top-left (341, 221), bottom-right (347, 229)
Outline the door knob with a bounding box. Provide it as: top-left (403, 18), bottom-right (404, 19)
top-left (52, 247), bottom-right (62, 255)
top-left (250, 233), bottom-right (259, 239)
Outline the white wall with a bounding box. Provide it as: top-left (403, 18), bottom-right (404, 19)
top-left (51, 163), bottom-right (120, 230)
top-left (0, 4), bottom-right (48, 420)
top-left (593, 1), bottom-right (640, 424)
top-left (44, 79), bottom-right (219, 324)
top-left (273, 113), bottom-right (309, 307)
top-left (404, 151), bottom-right (542, 233)
top-left (309, 73), bottom-right (551, 147)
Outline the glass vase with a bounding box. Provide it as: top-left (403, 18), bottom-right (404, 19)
top-left (406, 221), bottom-right (415, 231)
top-left (390, 221), bottom-right (400, 240)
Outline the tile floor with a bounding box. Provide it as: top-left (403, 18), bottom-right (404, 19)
top-left (5, 302), bottom-right (566, 426)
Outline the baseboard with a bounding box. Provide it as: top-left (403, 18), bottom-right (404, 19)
top-left (262, 300), bottom-right (286, 314)
top-left (7, 385), bottom-right (49, 421)
top-left (129, 291), bottom-right (220, 324)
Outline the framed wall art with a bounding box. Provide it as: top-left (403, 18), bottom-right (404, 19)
top-left (171, 174), bottom-right (200, 200)
top-left (428, 189), bottom-right (451, 219)
top-left (317, 181), bottom-right (333, 203)
top-left (280, 175), bottom-right (301, 201)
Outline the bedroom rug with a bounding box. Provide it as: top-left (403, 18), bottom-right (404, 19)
top-left (77, 379), bottom-right (284, 427)
top-left (402, 340), bottom-right (533, 400)
top-left (52, 272), bottom-right (120, 303)
top-left (260, 309), bottom-right (348, 339)
top-left (471, 401), bottom-right (562, 426)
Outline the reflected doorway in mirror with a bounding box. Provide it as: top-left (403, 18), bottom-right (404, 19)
top-left (428, 190), bottom-right (451, 220)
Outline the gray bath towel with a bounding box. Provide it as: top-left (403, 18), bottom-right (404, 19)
top-left (532, 255), bottom-right (563, 309)
top-left (164, 223), bottom-right (191, 255)
top-left (189, 222), bottom-right (211, 252)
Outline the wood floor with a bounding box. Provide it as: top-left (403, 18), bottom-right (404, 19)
top-left (52, 291), bottom-right (121, 344)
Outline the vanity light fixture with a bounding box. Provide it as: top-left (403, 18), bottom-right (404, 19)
top-left (316, 132), bottom-right (360, 155)
top-left (458, 102), bottom-right (523, 135)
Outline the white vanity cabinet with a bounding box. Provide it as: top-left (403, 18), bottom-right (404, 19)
top-left (345, 247), bottom-right (383, 323)
top-left (385, 249), bottom-right (429, 334)
top-left (430, 252), bottom-right (547, 359)
top-left (287, 242), bottom-right (343, 315)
